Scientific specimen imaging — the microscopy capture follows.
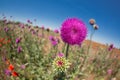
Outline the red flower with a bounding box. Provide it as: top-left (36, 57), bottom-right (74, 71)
top-left (0, 43), bottom-right (2, 47)
top-left (8, 64), bottom-right (14, 71)
top-left (12, 71), bottom-right (18, 77)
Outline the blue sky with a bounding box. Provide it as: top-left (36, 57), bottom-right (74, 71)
top-left (0, 0), bottom-right (120, 48)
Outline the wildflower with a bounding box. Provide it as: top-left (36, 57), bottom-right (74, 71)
top-left (27, 19), bottom-right (31, 23)
top-left (89, 18), bottom-right (96, 25)
top-left (49, 36), bottom-right (58, 46)
top-left (52, 41), bottom-right (58, 46)
top-left (60, 18), bottom-right (87, 45)
top-left (32, 30), bottom-right (36, 35)
top-left (41, 26), bottom-right (44, 30)
top-left (27, 19), bottom-right (32, 24)
top-left (108, 44), bottom-right (114, 51)
top-left (93, 24), bottom-right (99, 30)
top-left (4, 27), bottom-right (9, 32)
top-left (54, 29), bottom-right (59, 33)
top-left (17, 46), bottom-right (22, 53)
top-left (58, 53), bottom-right (64, 57)
top-left (0, 38), bottom-right (4, 43)
top-left (20, 64), bottom-right (26, 69)
top-left (8, 64), bottom-right (14, 71)
top-left (46, 28), bottom-right (50, 32)
top-left (7, 39), bottom-right (11, 43)
top-left (16, 38), bottom-right (21, 44)
top-left (107, 69), bottom-right (112, 75)
top-left (53, 53), bottom-right (70, 72)
top-left (12, 71), bottom-right (18, 77)
top-left (4, 69), bottom-right (11, 76)
top-left (20, 23), bottom-right (24, 28)
top-left (0, 43), bottom-right (2, 47)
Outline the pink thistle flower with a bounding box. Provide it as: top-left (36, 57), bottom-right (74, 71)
top-left (58, 53), bottom-right (64, 57)
top-left (52, 41), bottom-right (58, 46)
top-left (16, 38), bottom-right (21, 44)
top-left (20, 65), bottom-right (25, 69)
top-left (17, 46), bottom-right (22, 53)
top-left (49, 36), bottom-right (58, 46)
top-left (4, 69), bottom-right (11, 76)
top-left (20, 24), bottom-right (24, 28)
top-left (41, 26), bottom-right (44, 30)
top-left (27, 19), bottom-right (31, 23)
top-left (107, 69), bottom-right (112, 75)
top-left (54, 29), bottom-right (59, 33)
top-left (108, 44), bottom-right (114, 51)
top-left (60, 18), bottom-right (87, 45)
top-left (4, 27), bottom-right (9, 32)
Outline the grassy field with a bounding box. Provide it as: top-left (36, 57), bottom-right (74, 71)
top-left (0, 19), bottom-right (120, 80)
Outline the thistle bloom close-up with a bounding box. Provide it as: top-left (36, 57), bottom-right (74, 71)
top-left (53, 53), bottom-right (70, 72)
top-left (60, 18), bottom-right (87, 45)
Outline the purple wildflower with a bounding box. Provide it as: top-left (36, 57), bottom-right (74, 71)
top-left (27, 20), bottom-right (32, 24)
top-left (58, 53), bottom-right (64, 57)
top-left (20, 23), bottom-right (24, 28)
top-left (27, 20), bottom-right (31, 23)
top-left (41, 26), bottom-right (44, 30)
top-left (4, 27), bottom-right (9, 32)
top-left (17, 46), bottom-right (22, 53)
top-left (16, 38), bottom-right (21, 44)
top-left (2, 56), bottom-right (7, 61)
top-left (49, 36), bottom-right (58, 46)
top-left (49, 36), bottom-right (55, 41)
top-left (60, 18), bottom-right (87, 45)
top-left (108, 44), bottom-right (114, 51)
top-left (54, 29), bottom-right (59, 33)
top-left (32, 30), bottom-right (36, 35)
top-left (20, 65), bottom-right (26, 69)
top-left (107, 69), bottom-right (112, 75)
top-left (52, 41), bottom-right (58, 46)
top-left (4, 69), bottom-right (11, 76)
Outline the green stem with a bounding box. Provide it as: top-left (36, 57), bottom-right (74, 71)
top-left (65, 44), bottom-right (69, 59)
top-left (80, 29), bottom-right (95, 70)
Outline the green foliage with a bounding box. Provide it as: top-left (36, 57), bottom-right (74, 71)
top-left (0, 20), bottom-right (120, 80)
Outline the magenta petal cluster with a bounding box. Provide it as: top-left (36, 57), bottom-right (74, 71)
top-left (60, 18), bottom-right (87, 45)
top-left (58, 53), bottom-right (64, 57)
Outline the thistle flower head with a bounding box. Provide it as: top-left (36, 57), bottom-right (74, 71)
top-left (53, 53), bottom-right (70, 72)
top-left (107, 69), bottom-right (112, 75)
top-left (17, 46), bottom-right (22, 53)
top-left (4, 69), bottom-right (11, 76)
top-left (54, 29), bottom-right (59, 33)
top-left (58, 53), bottom-right (64, 57)
top-left (93, 24), bottom-right (99, 30)
top-left (108, 44), bottom-right (114, 51)
top-left (16, 38), bottom-right (21, 44)
top-left (49, 36), bottom-right (58, 46)
top-left (60, 18), bottom-right (87, 45)
top-left (89, 18), bottom-right (96, 25)
top-left (4, 27), bottom-right (9, 32)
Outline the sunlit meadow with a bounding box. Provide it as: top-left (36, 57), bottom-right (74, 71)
top-left (0, 15), bottom-right (120, 80)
